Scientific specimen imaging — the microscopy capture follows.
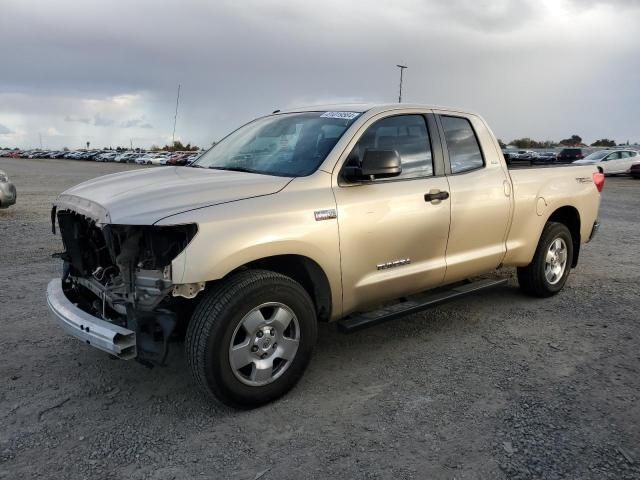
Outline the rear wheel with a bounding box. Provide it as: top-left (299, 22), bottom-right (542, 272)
top-left (517, 222), bottom-right (573, 297)
top-left (185, 270), bottom-right (317, 408)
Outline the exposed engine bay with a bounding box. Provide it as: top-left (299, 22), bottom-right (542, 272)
top-left (53, 207), bottom-right (197, 365)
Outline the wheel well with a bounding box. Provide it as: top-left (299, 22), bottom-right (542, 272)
top-left (548, 206), bottom-right (581, 268)
top-left (240, 255), bottom-right (332, 322)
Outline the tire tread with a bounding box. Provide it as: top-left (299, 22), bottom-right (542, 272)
top-left (185, 269), bottom-right (314, 405)
top-left (517, 221), bottom-right (573, 298)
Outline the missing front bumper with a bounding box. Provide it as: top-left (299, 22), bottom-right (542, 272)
top-left (47, 279), bottom-right (137, 360)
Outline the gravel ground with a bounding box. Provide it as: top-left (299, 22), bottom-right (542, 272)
top-left (1, 158), bottom-right (639, 480)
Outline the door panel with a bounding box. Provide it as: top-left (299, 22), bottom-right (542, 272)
top-left (333, 113), bottom-right (451, 315)
top-left (603, 152), bottom-right (622, 174)
top-left (620, 152), bottom-right (635, 173)
top-left (437, 113), bottom-right (512, 283)
top-left (335, 177), bottom-right (451, 313)
top-left (444, 168), bottom-right (511, 282)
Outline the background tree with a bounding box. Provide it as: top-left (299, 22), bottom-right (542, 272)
top-left (591, 138), bottom-right (616, 147)
top-left (559, 135), bottom-right (583, 146)
top-left (509, 138), bottom-right (557, 149)
top-left (161, 140), bottom-right (200, 151)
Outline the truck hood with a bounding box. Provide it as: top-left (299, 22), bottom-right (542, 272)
top-left (54, 167), bottom-right (291, 225)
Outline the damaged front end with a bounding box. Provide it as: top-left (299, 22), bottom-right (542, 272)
top-left (52, 206), bottom-right (197, 365)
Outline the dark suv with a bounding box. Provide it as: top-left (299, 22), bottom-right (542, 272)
top-left (557, 148), bottom-right (584, 163)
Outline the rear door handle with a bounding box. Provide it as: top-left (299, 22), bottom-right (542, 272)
top-left (424, 190), bottom-right (450, 203)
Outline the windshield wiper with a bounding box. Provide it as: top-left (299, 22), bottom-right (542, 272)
top-left (208, 166), bottom-right (259, 174)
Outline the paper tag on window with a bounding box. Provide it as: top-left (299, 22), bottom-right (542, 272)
top-left (320, 111), bottom-right (361, 120)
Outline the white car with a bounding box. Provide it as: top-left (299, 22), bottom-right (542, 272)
top-left (574, 150), bottom-right (640, 175)
top-left (135, 154), bottom-right (156, 165)
top-left (149, 154), bottom-right (171, 165)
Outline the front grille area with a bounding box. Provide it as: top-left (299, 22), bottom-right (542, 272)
top-left (57, 210), bottom-right (116, 277)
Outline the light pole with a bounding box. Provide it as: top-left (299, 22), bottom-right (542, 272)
top-left (396, 64), bottom-right (407, 103)
top-left (172, 84), bottom-right (181, 148)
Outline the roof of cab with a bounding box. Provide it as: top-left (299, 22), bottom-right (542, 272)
top-left (278, 103), bottom-right (476, 116)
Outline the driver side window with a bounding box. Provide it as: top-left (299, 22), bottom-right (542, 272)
top-left (346, 115), bottom-right (433, 181)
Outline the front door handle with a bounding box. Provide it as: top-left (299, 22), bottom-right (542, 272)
top-left (424, 190), bottom-right (450, 203)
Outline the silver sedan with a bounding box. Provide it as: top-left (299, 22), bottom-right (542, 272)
top-left (0, 170), bottom-right (17, 208)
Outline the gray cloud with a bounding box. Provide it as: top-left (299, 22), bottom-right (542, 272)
top-left (93, 113), bottom-right (114, 127)
top-left (120, 117), bottom-right (153, 129)
top-left (0, 124), bottom-right (13, 135)
top-left (64, 115), bottom-right (91, 124)
top-left (0, 0), bottom-right (639, 148)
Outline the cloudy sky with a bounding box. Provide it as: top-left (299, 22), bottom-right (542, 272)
top-left (1, 0), bottom-right (639, 149)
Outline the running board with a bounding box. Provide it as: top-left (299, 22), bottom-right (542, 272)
top-left (337, 278), bottom-right (508, 333)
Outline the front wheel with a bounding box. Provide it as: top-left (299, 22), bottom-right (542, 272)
top-left (185, 270), bottom-right (317, 408)
top-left (517, 222), bottom-right (573, 297)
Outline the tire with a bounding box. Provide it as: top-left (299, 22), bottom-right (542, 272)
top-left (185, 269), bottom-right (317, 408)
top-left (517, 222), bottom-right (573, 298)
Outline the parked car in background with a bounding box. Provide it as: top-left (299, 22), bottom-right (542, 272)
top-left (167, 152), bottom-right (190, 165)
top-left (574, 150), bottom-right (640, 175)
top-left (557, 148), bottom-right (584, 163)
top-left (81, 151), bottom-right (101, 160)
top-left (532, 152), bottom-right (557, 164)
top-left (135, 153), bottom-right (156, 165)
top-left (115, 152), bottom-right (134, 163)
top-left (185, 153), bottom-right (200, 164)
top-left (514, 150), bottom-right (537, 160)
top-left (0, 170), bottom-right (17, 208)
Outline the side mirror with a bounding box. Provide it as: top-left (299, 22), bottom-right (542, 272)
top-left (343, 149), bottom-right (402, 181)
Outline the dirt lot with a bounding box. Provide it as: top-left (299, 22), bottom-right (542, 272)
top-left (1, 157), bottom-right (639, 480)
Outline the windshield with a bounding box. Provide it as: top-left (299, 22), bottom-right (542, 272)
top-left (584, 151), bottom-right (609, 161)
top-left (193, 111), bottom-right (360, 177)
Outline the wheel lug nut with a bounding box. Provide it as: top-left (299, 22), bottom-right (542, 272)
top-left (270, 328), bottom-right (275, 336)
top-left (257, 331), bottom-right (263, 338)
top-left (272, 343), bottom-right (277, 349)
top-left (251, 346), bottom-right (258, 352)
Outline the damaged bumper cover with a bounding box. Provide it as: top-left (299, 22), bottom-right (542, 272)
top-left (47, 279), bottom-right (137, 359)
top-left (48, 201), bottom-right (199, 363)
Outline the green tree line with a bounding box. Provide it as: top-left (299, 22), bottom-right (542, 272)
top-left (498, 136), bottom-right (619, 149)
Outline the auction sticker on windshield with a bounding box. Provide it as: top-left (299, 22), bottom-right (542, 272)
top-left (320, 111), bottom-right (361, 120)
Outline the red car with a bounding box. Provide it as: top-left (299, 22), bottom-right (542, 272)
top-left (167, 152), bottom-right (191, 166)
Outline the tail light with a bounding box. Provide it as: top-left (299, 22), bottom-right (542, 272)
top-left (593, 169), bottom-right (605, 192)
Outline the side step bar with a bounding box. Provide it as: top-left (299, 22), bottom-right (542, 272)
top-left (337, 278), bottom-right (508, 333)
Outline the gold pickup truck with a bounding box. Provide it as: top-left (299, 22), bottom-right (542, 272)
top-left (47, 104), bottom-right (604, 407)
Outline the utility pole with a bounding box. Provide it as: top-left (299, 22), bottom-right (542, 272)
top-left (396, 64), bottom-right (407, 103)
top-left (172, 84), bottom-right (181, 148)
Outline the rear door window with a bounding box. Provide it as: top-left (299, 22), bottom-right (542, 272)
top-left (440, 116), bottom-right (484, 174)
